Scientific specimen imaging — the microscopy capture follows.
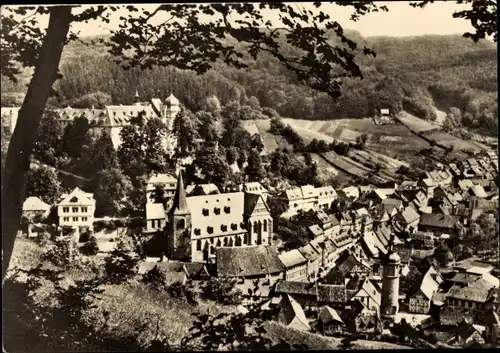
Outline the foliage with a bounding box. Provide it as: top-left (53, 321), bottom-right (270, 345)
top-left (32, 109), bottom-right (64, 165)
top-left (201, 277), bottom-right (243, 305)
top-left (61, 116), bottom-right (92, 159)
top-left (275, 212), bottom-right (313, 250)
top-left (103, 236), bottom-right (141, 284)
top-left (117, 111), bottom-right (168, 187)
top-left (80, 236), bottom-right (100, 256)
top-left (433, 243), bottom-right (455, 266)
top-left (80, 131), bottom-right (118, 180)
top-left (267, 196), bottom-right (288, 219)
top-left (25, 165), bottom-right (62, 204)
top-left (166, 281), bottom-right (199, 305)
top-left (171, 107), bottom-right (201, 158)
top-left (41, 236), bottom-right (79, 267)
top-left (93, 167), bottom-right (133, 217)
top-left (191, 147), bottom-right (230, 188)
top-left (142, 265), bottom-right (167, 290)
top-left (245, 148), bottom-right (266, 181)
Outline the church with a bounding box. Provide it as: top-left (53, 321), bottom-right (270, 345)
top-left (166, 171), bottom-right (274, 263)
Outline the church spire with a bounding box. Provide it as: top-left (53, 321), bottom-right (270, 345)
top-left (171, 170), bottom-right (189, 215)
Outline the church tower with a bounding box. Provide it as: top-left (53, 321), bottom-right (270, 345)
top-left (163, 93), bottom-right (181, 156)
top-left (381, 237), bottom-right (401, 320)
top-left (167, 170), bottom-right (192, 261)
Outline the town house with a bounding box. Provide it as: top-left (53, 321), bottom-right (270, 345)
top-left (408, 266), bottom-right (443, 314)
top-left (418, 213), bottom-right (462, 237)
top-left (23, 196), bottom-right (51, 221)
top-left (278, 249), bottom-right (308, 282)
top-left (57, 187), bottom-right (96, 230)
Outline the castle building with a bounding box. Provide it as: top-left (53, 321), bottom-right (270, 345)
top-left (1, 92), bottom-right (181, 154)
top-left (381, 243), bottom-right (401, 320)
top-left (167, 171), bottom-right (274, 263)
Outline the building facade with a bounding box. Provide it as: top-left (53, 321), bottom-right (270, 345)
top-left (57, 187), bottom-right (96, 230)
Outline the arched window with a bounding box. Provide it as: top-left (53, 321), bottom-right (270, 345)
top-left (243, 233), bottom-right (248, 245)
top-left (216, 239), bottom-right (221, 247)
top-left (257, 232), bottom-right (262, 245)
top-left (254, 221), bottom-right (258, 234)
top-left (235, 236), bottom-right (242, 246)
top-left (263, 220), bottom-right (267, 232)
top-left (223, 237), bottom-right (228, 246)
top-left (228, 238), bottom-right (233, 246)
top-left (196, 240), bottom-right (201, 251)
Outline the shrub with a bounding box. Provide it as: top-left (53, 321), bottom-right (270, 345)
top-left (93, 220), bottom-right (107, 232)
top-left (35, 230), bottom-right (51, 246)
top-left (80, 236), bottom-right (100, 256)
top-left (105, 221), bottom-right (117, 231)
top-left (103, 237), bottom-right (141, 284)
top-left (41, 237), bottom-right (79, 267)
top-left (114, 219), bottom-right (125, 228)
top-left (201, 277), bottom-right (243, 305)
top-left (142, 265), bottom-right (167, 290)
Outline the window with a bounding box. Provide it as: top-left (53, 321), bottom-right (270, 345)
top-left (224, 206), bottom-right (231, 214)
top-left (224, 238), bottom-right (228, 246)
top-left (228, 238), bottom-right (233, 246)
top-left (81, 207), bottom-right (88, 213)
top-left (231, 223), bottom-right (237, 231)
top-left (63, 217), bottom-right (69, 222)
top-left (177, 219), bottom-right (185, 230)
top-left (207, 226), bottom-right (214, 234)
top-left (73, 217), bottom-right (78, 222)
top-left (202, 209), bottom-right (209, 216)
top-left (254, 221), bottom-right (258, 233)
top-left (210, 238), bottom-right (214, 244)
top-left (216, 239), bottom-right (221, 247)
top-left (196, 240), bottom-right (201, 251)
top-left (263, 220), bottom-right (267, 232)
top-left (214, 207), bottom-right (221, 215)
top-left (235, 236), bottom-right (242, 246)
top-left (82, 217), bottom-right (88, 222)
top-left (63, 207), bottom-right (69, 213)
top-left (194, 228), bottom-right (201, 236)
top-left (210, 246), bottom-right (215, 254)
top-left (221, 225), bottom-right (227, 232)
top-left (72, 207), bottom-right (78, 213)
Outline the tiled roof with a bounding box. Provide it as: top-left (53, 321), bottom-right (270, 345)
top-left (361, 231), bottom-right (380, 258)
top-left (382, 198), bottom-right (403, 209)
top-left (329, 214), bottom-right (340, 226)
top-left (301, 185), bottom-right (318, 199)
top-left (439, 306), bottom-right (473, 326)
top-left (419, 267), bottom-right (442, 300)
top-left (147, 173), bottom-right (177, 187)
top-left (317, 284), bottom-right (348, 303)
top-left (469, 185), bottom-right (488, 198)
top-left (216, 246), bottom-right (284, 277)
top-left (419, 213), bottom-right (461, 229)
top-left (308, 224), bottom-right (324, 237)
top-left (446, 279), bottom-right (494, 303)
top-left (316, 185), bottom-right (337, 198)
top-left (399, 205), bottom-right (420, 224)
top-left (183, 262), bottom-right (207, 277)
top-left (278, 249), bottom-right (308, 268)
top-left (299, 244), bottom-right (321, 262)
top-left (275, 280), bottom-right (317, 296)
top-left (146, 203), bottom-right (166, 220)
top-left (341, 186), bottom-right (360, 199)
top-left (23, 196), bottom-right (51, 212)
top-left (285, 187), bottom-right (303, 201)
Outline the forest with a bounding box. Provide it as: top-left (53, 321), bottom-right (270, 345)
top-left (1, 31), bottom-right (497, 136)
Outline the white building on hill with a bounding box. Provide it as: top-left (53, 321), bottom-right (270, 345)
top-left (57, 187), bottom-right (96, 230)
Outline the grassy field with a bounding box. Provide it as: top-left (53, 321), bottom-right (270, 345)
top-left (397, 111), bottom-right (439, 133)
top-left (241, 119), bottom-right (292, 152)
top-left (421, 130), bottom-right (486, 153)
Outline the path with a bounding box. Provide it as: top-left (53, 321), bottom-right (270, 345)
top-left (31, 158), bottom-right (90, 182)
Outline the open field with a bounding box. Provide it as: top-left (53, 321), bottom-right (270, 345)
top-left (241, 119), bottom-right (292, 152)
top-left (397, 111), bottom-right (439, 133)
top-left (421, 130), bottom-right (487, 153)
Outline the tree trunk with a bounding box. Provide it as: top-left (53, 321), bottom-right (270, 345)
top-left (2, 6), bottom-right (73, 283)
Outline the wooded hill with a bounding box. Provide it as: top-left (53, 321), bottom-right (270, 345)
top-left (1, 31), bottom-right (497, 135)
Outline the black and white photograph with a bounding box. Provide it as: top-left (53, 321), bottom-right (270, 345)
top-left (1, 1), bottom-right (498, 351)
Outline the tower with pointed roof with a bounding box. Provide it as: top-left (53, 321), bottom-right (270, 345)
top-left (167, 170), bottom-right (192, 261)
top-left (163, 93), bottom-right (181, 157)
top-left (381, 234), bottom-right (400, 320)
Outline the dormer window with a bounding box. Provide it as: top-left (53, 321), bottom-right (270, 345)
top-left (203, 208), bottom-right (209, 216)
top-left (224, 206), bottom-right (231, 214)
top-left (231, 223), bottom-right (237, 231)
top-left (221, 225), bottom-right (227, 232)
top-left (194, 228), bottom-right (201, 236)
top-left (207, 226), bottom-right (214, 234)
top-left (214, 207), bottom-right (221, 215)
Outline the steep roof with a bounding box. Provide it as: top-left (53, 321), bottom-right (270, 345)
top-left (216, 246), bottom-right (284, 277)
top-left (278, 249), bottom-right (308, 268)
top-left (419, 213), bottom-right (461, 229)
top-left (418, 267), bottom-right (442, 300)
top-left (308, 224), bottom-right (324, 237)
top-left (58, 187), bottom-right (95, 206)
top-left (317, 284), bottom-right (348, 303)
top-left (399, 205), bottom-right (420, 224)
top-left (319, 305), bottom-right (344, 325)
top-left (171, 171), bottom-right (189, 215)
top-left (23, 196), bottom-right (51, 212)
top-left (279, 294), bottom-right (310, 329)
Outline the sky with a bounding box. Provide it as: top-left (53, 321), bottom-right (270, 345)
top-left (5, 2), bottom-right (476, 38)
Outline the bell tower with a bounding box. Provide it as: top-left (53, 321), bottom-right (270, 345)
top-left (167, 170), bottom-right (191, 261)
top-left (381, 235), bottom-right (401, 320)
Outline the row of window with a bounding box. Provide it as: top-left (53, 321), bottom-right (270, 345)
top-left (195, 233), bottom-right (266, 251)
top-left (202, 206), bottom-right (231, 216)
top-left (62, 216), bottom-right (88, 222)
top-left (151, 219), bottom-right (164, 228)
top-left (62, 206), bottom-right (88, 213)
top-left (194, 220), bottom-right (270, 236)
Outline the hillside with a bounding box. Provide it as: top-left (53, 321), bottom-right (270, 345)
top-left (1, 32), bottom-right (497, 136)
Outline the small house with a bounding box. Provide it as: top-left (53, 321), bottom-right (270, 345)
top-left (278, 294), bottom-right (311, 331)
top-left (57, 187), bottom-right (96, 230)
top-left (318, 305), bottom-right (345, 335)
top-left (278, 249), bottom-right (308, 282)
top-left (408, 266), bottom-right (443, 314)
